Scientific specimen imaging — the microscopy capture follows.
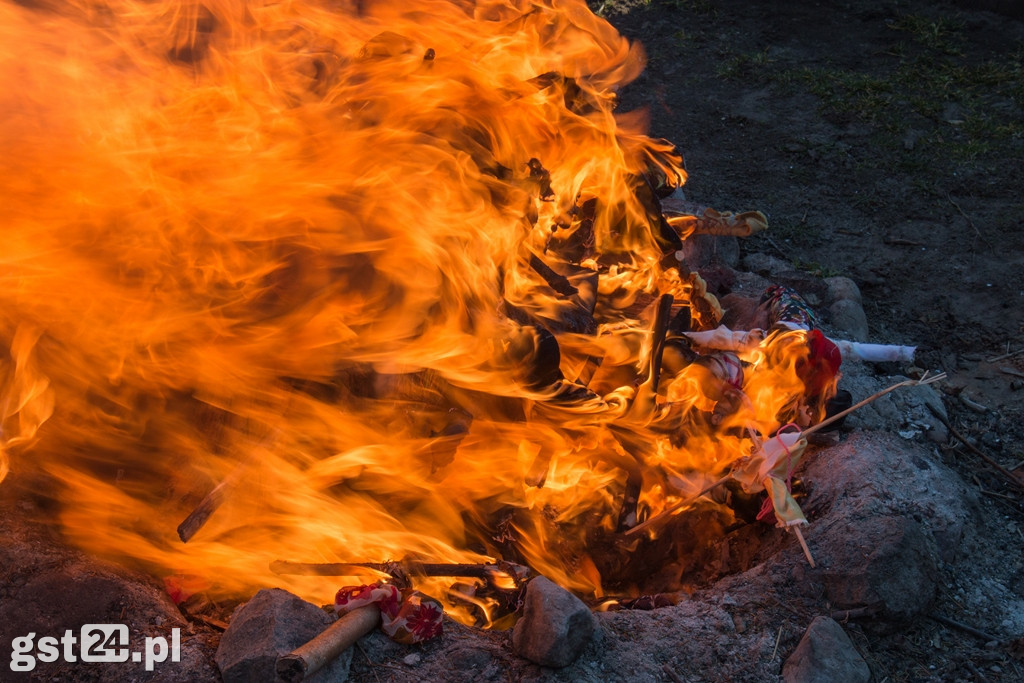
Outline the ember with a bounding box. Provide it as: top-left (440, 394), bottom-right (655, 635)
top-left (3, 0), bottom-right (859, 624)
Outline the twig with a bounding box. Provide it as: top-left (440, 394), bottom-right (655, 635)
top-left (356, 642), bottom-right (422, 681)
top-left (762, 235), bottom-right (789, 260)
top-left (883, 238), bottom-right (926, 247)
top-left (771, 625), bottom-right (783, 661)
top-left (998, 366), bottom-right (1024, 380)
top-left (926, 403), bottom-right (1024, 493)
top-left (191, 614), bottom-right (228, 631)
top-left (948, 194), bottom-right (990, 249)
top-left (357, 643), bottom-right (383, 683)
top-left (960, 395), bottom-right (990, 414)
top-left (792, 526), bottom-right (815, 567)
top-left (829, 605), bottom-right (882, 621)
top-left (964, 660), bottom-right (990, 682)
top-left (277, 605), bottom-right (381, 683)
top-left (928, 614), bottom-right (1002, 644)
top-left (662, 663), bottom-right (686, 683)
top-left (987, 347), bottom-right (1024, 363)
top-left (802, 372), bottom-right (947, 437)
top-left (979, 489), bottom-right (1017, 502)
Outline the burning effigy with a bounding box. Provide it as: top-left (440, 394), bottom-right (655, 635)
top-left (0, 1), bottom-right (942, 671)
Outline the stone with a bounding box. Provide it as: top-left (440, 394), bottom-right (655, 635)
top-left (821, 516), bottom-right (938, 622)
top-left (215, 588), bottom-right (352, 683)
top-left (782, 617), bottom-right (870, 683)
top-left (742, 252), bottom-right (790, 278)
top-left (829, 298), bottom-right (868, 341)
top-left (512, 576), bottom-right (597, 668)
top-left (824, 276), bottom-right (862, 305)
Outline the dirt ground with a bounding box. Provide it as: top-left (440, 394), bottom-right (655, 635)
top-left (599, 0), bottom-right (1024, 679)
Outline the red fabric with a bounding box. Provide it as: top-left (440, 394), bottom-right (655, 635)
top-left (335, 582), bottom-right (443, 644)
top-left (797, 329), bottom-right (841, 398)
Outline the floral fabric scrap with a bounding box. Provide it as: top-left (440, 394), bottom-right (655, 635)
top-left (335, 582), bottom-right (443, 644)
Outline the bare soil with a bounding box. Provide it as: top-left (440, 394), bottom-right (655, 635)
top-left (597, 0), bottom-right (1024, 679)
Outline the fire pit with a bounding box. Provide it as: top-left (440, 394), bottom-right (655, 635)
top-left (2, 0), bottom-right (1021, 680)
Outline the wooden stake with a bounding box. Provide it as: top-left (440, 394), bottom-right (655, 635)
top-left (802, 372), bottom-right (947, 438)
top-left (276, 605), bottom-right (381, 683)
top-left (792, 526), bottom-right (815, 567)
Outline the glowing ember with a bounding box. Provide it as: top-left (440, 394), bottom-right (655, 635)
top-left (0, 0), bottom-right (831, 623)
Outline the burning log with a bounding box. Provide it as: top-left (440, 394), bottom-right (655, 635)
top-left (176, 468), bottom-right (241, 543)
top-left (528, 252), bottom-right (578, 297)
top-left (270, 559), bottom-right (530, 590)
top-left (276, 605), bottom-right (381, 683)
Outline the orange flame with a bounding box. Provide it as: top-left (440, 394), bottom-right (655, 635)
top-left (0, 0), bottom-right (823, 619)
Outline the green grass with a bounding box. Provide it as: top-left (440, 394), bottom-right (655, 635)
top-left (888, 13), bottom-right (964, 54)
top-left (709, 13), bottom-right (1024, 177)
top-left (791, 259), bottom-right (841, 279)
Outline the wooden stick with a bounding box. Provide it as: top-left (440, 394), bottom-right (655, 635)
top-left (802, 372), bottom-right (947, 438)
top-left (998, 366), bottom-right (1024, 380)
top-left (621, 475), bottom-right (730, 537)
top-left (269, 559), bottom-right (529, 587)
top-left (276, 605), bottom-right (381, 683)
top-left (928, 613), bottom-right (1001, 644)
top-left (647, 293), bottom-right (674, 395)
top-left (177, 467), bottom-right (243, 543)
top-left (792, 526), bottom-right (815, 567)
top-left (986, 347), bottom-right (1023, 363)
top-left (661, 664), bottom-right (686, 683)
top-left (829, 605), bottom-right (881, 621)
top-left (771, 624), bottom-right (783, 661)
top-left (926, 403), bottom-right (1024, 492)
top-left (528, 253), bottom-right (577, 297)
top-left (177, 429), bottom-right (281, 543)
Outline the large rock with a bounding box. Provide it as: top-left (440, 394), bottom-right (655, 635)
top-left (802, 431), bottom-right (978, 611)
top-left (215, 588), bottom-right (352, 683)
top-left (512, 576), bottom-right (598, 667)
top-left (828, 298), bottom-right (868, 341)
top-left (821, 516), bottom-right (938, 621)
top-left (824, 276), bottom-right (862, 306)
top-left (782, 616), bottom-right (870, 683)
